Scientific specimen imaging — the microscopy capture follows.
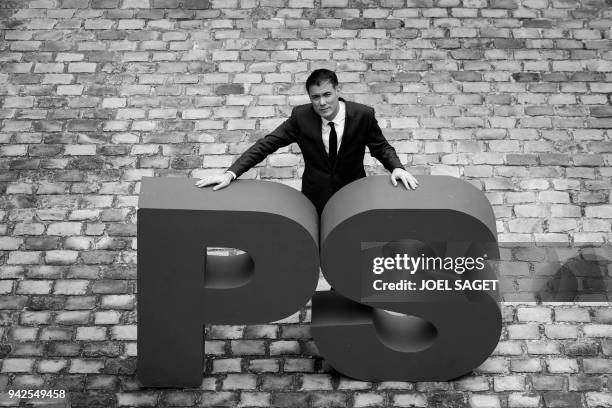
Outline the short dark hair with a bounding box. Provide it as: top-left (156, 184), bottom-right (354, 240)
top-left (305, 69), bottom-right (338, 93)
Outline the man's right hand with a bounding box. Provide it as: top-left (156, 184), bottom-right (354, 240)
top-left (195, 172), bottom-right (234, 191)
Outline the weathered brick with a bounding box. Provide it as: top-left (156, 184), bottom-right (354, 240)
top-left (1, 358), bottom-right (35, 373)
top-left (94, 311), bottom-right (121, 325)
top-left (544, 325), bottom-right (579, 339)
top-left (9, 327), bottom-right (38, 341)
top-left (507, 324), bottom-right (540, 339)
top-left (353, 393), bottom-right (385, 407)
top-left (280, 358), bottom-right (312, 373)
top-left (301, 374), bottom-right (333, 390)
top-left (547, 358), bottom-right (580, 373)
top-left (101, 294), bottom-right (134, 309)
top-left (116, 392), bottom-right (158, 406)
top-left (222, 374), bottom-right (257, 390)
top-left (510, 359), bottom-right (542, 373)
top-left (583, 358), bottom-right (612, 374)
top-left (38, 359), bottom-right (69, 373)
top-left (584, 324), bottom-right (612, 337)
top-left (55, 311), bottom-right (90, 325)
top-left (212, 358), bottom-right (241, 373)
top-left (47, 222), bottom-right (82, 236)
top-left (507, 393), bottom-right (540, 408)
top-left (111, 325), bottom-right (136, 340)
top-left (542, 392), bottom-right (582, 408)
top-left (586, 392), bottom-right (612, 408)
top-left (469, 394), bottom-right (500, 408)
top-left (531, 375), bottom-right (564, 391)
top-left (45, 250), bottom-right (79, 265)
top-left (69, 359), bottom-right (104, 373)
top-left (76, 327), bottom-right (107, 341)
top-left (525, 340), bottom-right (561, 355)
top-left (569, 374), bottom-right (603, 391)
top-left (230, 340), bottom-right (265, 355)
top-left (494, 376), bottom-right (525, 391)
top-left (16, 280), bottom-right (53, 295)
top-left (517, 307), bottom-right (552, 323)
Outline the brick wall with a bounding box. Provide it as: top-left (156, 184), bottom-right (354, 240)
top-left (1, 0), bottom-right (611, 406)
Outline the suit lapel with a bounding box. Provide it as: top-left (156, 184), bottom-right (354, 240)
top-left (336, 98), bottom-right (353, 164)
top-left (307, 105), bottom-right (328, 165)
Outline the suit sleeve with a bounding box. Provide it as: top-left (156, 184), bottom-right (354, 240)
top-left (365, 107), bottom-right (405, 172)
top-left (227, 109), bottom-right (299, 178)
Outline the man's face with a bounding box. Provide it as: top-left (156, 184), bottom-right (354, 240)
top-left (308, 80), bottom-right (340, 121)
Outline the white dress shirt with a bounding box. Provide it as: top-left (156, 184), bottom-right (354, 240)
top-left (321, 101), bottom-right (345, 155)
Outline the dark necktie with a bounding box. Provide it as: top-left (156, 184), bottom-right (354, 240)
top-left (328, 122), bottom-right (337, 167)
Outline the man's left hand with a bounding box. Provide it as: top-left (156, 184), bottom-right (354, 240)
top-left (391, 168), bottom-right (419, 190)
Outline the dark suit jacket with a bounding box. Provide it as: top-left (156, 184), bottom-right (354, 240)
top-left (228, 98), bottom-right (404, 214)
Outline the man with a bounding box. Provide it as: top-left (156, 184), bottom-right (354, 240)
top-left (196, 69), bottom-right (418, 214)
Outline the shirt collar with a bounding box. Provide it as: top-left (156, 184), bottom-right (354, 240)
top-left (322, 101), bottom-right (345, 127)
